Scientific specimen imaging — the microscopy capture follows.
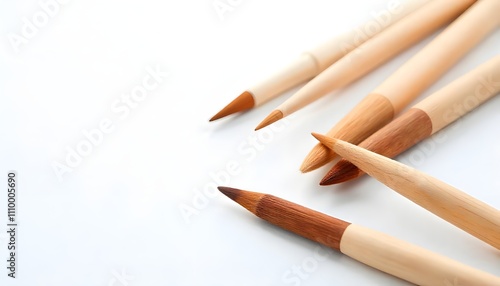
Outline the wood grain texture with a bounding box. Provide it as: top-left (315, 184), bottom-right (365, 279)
top-left (313, 135), bottom-right (500, 250)
top-left (341, 224), bottom-right (500, 285)
top-left (301, 93), bottom-right (394, 172)
top-left (321, 108), bottom-right (432, 185)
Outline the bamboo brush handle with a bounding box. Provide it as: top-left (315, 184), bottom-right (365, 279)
top-left (340, 224), bottom-right (500, 285)
top-left (249, 0), bottom-right (431, 106)
top-left (249, 54), bottom-right (318, 106)
top-left (279, 0), bottom-right (474, 116)
top-left (402, 168), bottom-right (500, 250)
top-left (375, 0), bottom-right (499, 113)
top-left (414, 54), bottom-right (500, 133)
top-left (333, 139), bottom-right (500, 249)
top-left (307, 0), bottom-right (430, 72)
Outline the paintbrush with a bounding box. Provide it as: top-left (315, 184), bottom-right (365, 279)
top-left (254, 0), bottom-right (477, 130)
top-left (321, 54), bottom-right (500, 185)
top-left (209, 0), bottom-right (431, 121)
top-left (218, 186), bottom-right (500, 284)
top-left (301, 0), bottom-right (500, 173)
top-left (312, 134), bottom-right (500, 250)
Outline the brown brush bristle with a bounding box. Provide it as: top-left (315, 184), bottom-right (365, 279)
top-left (357, 108), bottom-right (433, 158)
top-left (255, 110), bottom-right (283, 130)
top-left (219, 186), bottom-right (351, 251)
top-left (256, 195), bottom-right (351, 251)
top-left (218, 186), bottom-right (240, 201)
top-left (210, 91), bottom-right (255, 121)
top-left (320, 160), bottom-right (360, 185)
top-left (320, 108), bottom-right (433, 185)
top-left (301, 93), bottom-right (394, 172)
top-left (218, 186), bottom-right (264, 214)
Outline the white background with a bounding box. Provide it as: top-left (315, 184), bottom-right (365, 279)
top-left (1, 0), bottom-right (499, 285)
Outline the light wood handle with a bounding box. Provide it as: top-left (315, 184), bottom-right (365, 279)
top-left (332, 139), bottom-right (500, 250)
top-left (278, 0), bottom-right (474, 116)
top-left (376, 0), bottom-right (499, 113)
top-left (307, 0), bottom-right (431, 72)
top-left (414, 54), bottom-right (500, 133)
top-left (249, 54), bottom-right (318, 106)
top-left (340, 224), bottom-right (500, 285)
top-left (249, 0), bottom-right (431, 106)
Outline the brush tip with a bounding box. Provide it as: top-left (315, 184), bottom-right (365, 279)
top-left (217, 186), bottom-right (241, 201)
top-left (210, 91), bottom-right (255, 122)
top-left (320, 160), bottom-right (361, 185)
top-left (255, 110), bottom-right (283, 130)
top-left (300, 143), bottom-right (337, 173)
top-left (311, 133), bottom-right (334, 145)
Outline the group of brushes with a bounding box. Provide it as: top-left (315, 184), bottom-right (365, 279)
top-left (210, 0), bottom-right (500, 284)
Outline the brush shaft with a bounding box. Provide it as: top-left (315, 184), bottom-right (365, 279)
top-left (249, 54), bottom-right (318, 106)
top-left (376, 0), bottom-right (499, 113)
top-left (276, 0), bottom-right (473, 116)
top-left (306, 0), bottom-right (430, 72)
top-left (249, 0), bottom-right (430, 106)
top-left (256, 195), bottom-right (350, 251)
top-left (414, 54), bottom-right (500, 133)
top-left (331, 139), bottom-right (500, 250)
top-left (341, 224), bottom-right (500, 285)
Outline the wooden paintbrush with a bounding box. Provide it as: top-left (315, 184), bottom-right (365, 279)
top-left (300, 0), bottom-right (500, 173)
top-left (312, 134), bottom-right (500, 250)
top-left (218, 186), bottom-right (500, 284)
top-left (321, 54), bottom-right (500, 185)
top-left (254, 0), bottom-right (476, 130)
top-left (209, 0), bottom-right (431, 121)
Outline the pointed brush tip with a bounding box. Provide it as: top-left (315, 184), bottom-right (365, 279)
top-left (209, 109), bottom-right (230, 122)
top-left (319, 174), bottom-right (350, 186)
top-left (310, 132), bottom-right (321, 140)
top-left (217, 186), bottom-right (241, 201)
top-left (311, 133), bottom-right (332, 145)
top-left (300, 159), bottom-right (321, 173)
top-left (300, 143), bottom-right (334, 173)
top-left (318, 180), bottom-right (329, 186)
top-left (255, 110), bottom-right (283, 130)
top-left (320, 162), bottom-right (361, 185)
top-left (209, 91), bottom-right (255, 122)
top-left (299, 159), bottom-right (313, 173)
